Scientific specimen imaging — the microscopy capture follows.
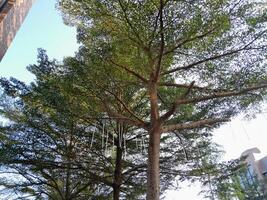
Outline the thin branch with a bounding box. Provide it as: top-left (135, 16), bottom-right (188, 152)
top-left (160, 81), bottom-right (195, 122)
top-left (162, 118), bottom-right (229, 132)
top-left (175, 83), bottom-right (267, 106)
top-left (155, 0), bottom-right (165, 81)
top-left (160, 0), bottom-right (255, 60)
top-left (148, 9), bottom-right (160, 48)
top-left (117, 0), bottom-right (143, 45)
top-left (182, 81), bottom-right (195, 97)
top-left (104, 89), bottom-right (146, 126)
top-left (162, 30), bottom-right (267, 75)
top-left (159, 82), bottom-right (227, 92)
top-left (109, 59), bottom-right (148, 83)
top-left (102, 101), bottom-right (148, 129)
top-left (123, 164), bottom-right (147, 176)
top-left (157, 92), bottom-right (166, 105)
top-left (162, 26), bottom-right (218, 57)
top-left (162, 48), bottom-right (241, 75)
top-left (173, 132), bottom-right (189, 161)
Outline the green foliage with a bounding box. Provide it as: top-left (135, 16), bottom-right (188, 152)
top-left (1, 0), bottom-right (267, 199)
top-left (211, 165), bottom-right (267, 200)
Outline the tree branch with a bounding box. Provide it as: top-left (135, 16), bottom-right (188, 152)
top-left (109, 59), bottom-right (148, 83)
top-left (155, 0), bottom-right (165, 81)
top-left (162, 48), bottom-right (243, 75)
top-left (148, 8), bottom-right (160, 49)
top-left (117, 0), bottom-right (143, 45)
top-left (102, 100), bottom-right (148, 129)
top-left (175, 83), bottom-right (267, 106)
top-left (159, 82), bottom-right (227, 92)
top-left (162, 30), bottom-right (267, 75)
top-left (162, 26), bottom-right (218, 57)
top-left (162, 118), bottom-right (229, 132)
top-left (160, 81), bottom-right (195, 122)
top-left (104, 89), bottom-right (146, 127)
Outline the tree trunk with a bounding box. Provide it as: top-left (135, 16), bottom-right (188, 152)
top-left (113, 145), bottom-right (123, 200)
top-left (147, 126), bottom-right (161, 200)
top-left (146, 80), bottom-right (161, 200)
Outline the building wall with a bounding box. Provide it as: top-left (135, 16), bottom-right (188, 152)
top-left (241, 148), bottom-right (267, 194)
top-left (0, 0), bottom-right (34, 60)
top-left (241, 148), bottom-right (263, 180)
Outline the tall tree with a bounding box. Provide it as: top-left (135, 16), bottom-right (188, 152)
top-left (0, 49), bottom-right (231, 199)
top-left (58, 0), bottom-right (267, 199)
top-left (0, 60), bottom-right (102, 199)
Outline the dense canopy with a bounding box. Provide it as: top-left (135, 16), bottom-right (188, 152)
top-left (0, 0), bottom-right (267, 199)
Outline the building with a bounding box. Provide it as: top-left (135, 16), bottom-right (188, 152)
top-left (211, 148), bottom-right (267, 199)
top-left (0, 0), bottom-right (34, 61)
top-left (239, 148), bottom-right (267, 200)
top-left (241, 148), bottom-right (267, 191)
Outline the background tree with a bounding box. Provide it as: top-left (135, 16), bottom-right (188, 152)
top-left (0, 55), bottom-right (103, 199)
top-left (58, 0), bottom-right (267, 199)
top-left (0, 50), bottom-right (170, 199)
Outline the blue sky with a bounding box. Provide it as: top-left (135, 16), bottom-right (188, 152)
top-left (0, 0), bottom-right (79, 83)
top-left (0, 1), bottom-right (267, 199)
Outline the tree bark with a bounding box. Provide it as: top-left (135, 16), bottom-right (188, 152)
top-left (113, 145), bottom-right (123, 200)
top-left (146, 126), bottom-right (161, 200)
top-left (146, 80), bottom-right (161, 200)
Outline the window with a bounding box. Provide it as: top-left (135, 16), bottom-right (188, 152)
top-left (237, 165), bottom-right (257, 189)
top-left (246, 164), bottom-right (255, 184)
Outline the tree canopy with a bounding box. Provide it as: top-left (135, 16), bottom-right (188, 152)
top-left (58, 0), bottom-right (267, 199)
top-left (0, 0), bottom-right (267, 199)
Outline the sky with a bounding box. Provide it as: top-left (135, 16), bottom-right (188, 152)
top-left (0, 0), bottom-right (267, 199)
top-left (0, 0), bottom-right (79, 83)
